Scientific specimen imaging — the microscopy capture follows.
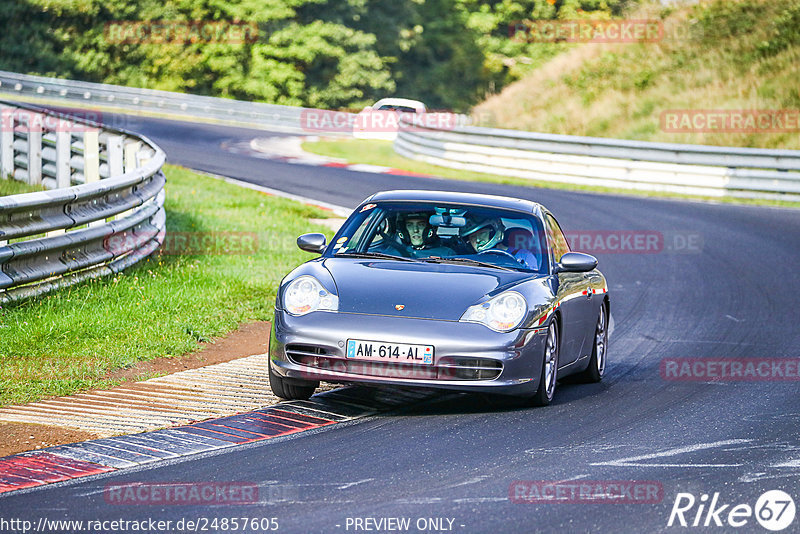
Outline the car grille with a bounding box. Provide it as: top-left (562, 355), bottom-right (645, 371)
top-left (438, 357), bottom-right (503, 380)
top-left (286, 345), bottom-right (502, 381)
top-left (285, 344), bottom-right (330, 361)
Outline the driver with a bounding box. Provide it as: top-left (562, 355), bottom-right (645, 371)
top-left (397, 212), bottom-right (454, 258)
top-left (462, 217), bottom-right (539, 270)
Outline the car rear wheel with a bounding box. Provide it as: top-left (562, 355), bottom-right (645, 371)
top-left (269, 361), bottom-right (319, 400)
top-left (577, 302), bottom-right (608, 383)
top-left (530, 320), bottom-right (559, 407)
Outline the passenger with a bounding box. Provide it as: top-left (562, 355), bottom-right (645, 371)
top-left (397, 212), bottom-right (454, 258)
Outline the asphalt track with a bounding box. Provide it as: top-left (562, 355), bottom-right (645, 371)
top-left (2, 113), bottom-right (800, 533)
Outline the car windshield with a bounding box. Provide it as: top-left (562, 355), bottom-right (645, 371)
top-left (328, 202), bottom-right (547, 273)
top-left (376, 105), bottom-right (419, 113)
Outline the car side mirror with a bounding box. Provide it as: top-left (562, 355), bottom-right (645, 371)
top-left (556, 252), bottom-right (598, 273)
top-left (297, 233), bottom-right (327, 254)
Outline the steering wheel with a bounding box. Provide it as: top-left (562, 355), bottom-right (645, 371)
top-left (478, 249), bottom-right (518, 261)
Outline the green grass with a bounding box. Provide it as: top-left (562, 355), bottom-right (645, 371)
top-left (0, 164), bottom-right (334, 406)
top-left (474, 0), bottom-right (800, 150)
top-left (0, 178), bottom-right (45, 196)
top-left (302, 138), bottom-right (800, 209)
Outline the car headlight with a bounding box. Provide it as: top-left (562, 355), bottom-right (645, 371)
top-left (283, 275), bottom-right (338, 316)
top-left (460, 291), bottom-right (527, 332)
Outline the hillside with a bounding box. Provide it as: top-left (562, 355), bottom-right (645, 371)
top-left (474, 0), bottom-right (800, 149)
top-left (0, 0), bottom-right (632, 112)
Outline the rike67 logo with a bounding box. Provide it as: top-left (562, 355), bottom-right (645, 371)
top-left (668, 490), bottom-right (795, 531)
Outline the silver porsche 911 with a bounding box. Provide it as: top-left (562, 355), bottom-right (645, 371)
top-left (269, 190), bottom-right (609, 406)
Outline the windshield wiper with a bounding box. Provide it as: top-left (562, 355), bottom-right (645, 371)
top-left (337, 251), bottom-right (416, 262)
top-left (420, 256), bottom-right (515, 271)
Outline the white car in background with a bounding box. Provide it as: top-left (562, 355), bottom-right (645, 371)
top-left (353, 98), bottom-right (427, 141)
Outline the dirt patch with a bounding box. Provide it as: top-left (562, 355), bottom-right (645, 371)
top-left (0, 321), bottom-right (271, 457)
top-left (104, 321), bottom-right (271, 386)
top-left (0, 422), bottom-right (98, 458)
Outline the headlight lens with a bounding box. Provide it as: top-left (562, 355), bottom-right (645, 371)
top-left (283, 275), bottom-right (338, 316)
top-left (460, 291), bottom-right (527, 332)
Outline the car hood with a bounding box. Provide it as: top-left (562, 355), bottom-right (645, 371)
top-left (323, 258), bottom-right (532, 321)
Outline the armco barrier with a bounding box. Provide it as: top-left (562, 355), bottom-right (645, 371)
top-left (4, 70), bottom-right (798, 200)
top-left (395, 121), bottom-right (800, 201)
top-left (0, 70), bottom-right (354, 134)
top-left (0, 100), bottom-right (166, 303)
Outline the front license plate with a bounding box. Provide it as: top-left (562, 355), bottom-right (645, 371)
top-left (346, 339), bottom-right (434, 365)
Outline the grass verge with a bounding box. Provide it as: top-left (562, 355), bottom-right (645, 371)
top-left (474, 0), bottom-right (800, 150)
top-left (0, 178), bottom-right (45, 196)
top-left (302, 138), bottom-right (800, 209)
top-left (0, 164), bottom-right (334, 406)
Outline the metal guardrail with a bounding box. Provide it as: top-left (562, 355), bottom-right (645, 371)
top-left (0, 100), bottom-right (166, 303)
top-left (5, 70), bottom-right (798, 201)
top-left (0, 70), bottom-right (354, 135)
top-left (395, 122), bottom-right (800, 201)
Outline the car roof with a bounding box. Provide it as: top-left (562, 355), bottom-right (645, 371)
top-left (372, 98), bottom-right (426, 110)
top-left (366, 190), bottom-right (543, 215)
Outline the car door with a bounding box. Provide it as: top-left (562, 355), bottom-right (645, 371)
top-left (544, 212), bottom-right (592, 367)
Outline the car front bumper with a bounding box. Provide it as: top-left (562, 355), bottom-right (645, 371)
top-left (270, 309), bottom-right (548, 396)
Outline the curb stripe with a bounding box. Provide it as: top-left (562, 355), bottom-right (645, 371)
top-left (101, 439), bottom-right (178, 459)
top-left (233, 415), bottom-right (300, 431)
top-left (0, 386), bottom-right (440, 496)
top-left (175, 426), bottom-right (251, 443)
top-left (0, 453), bottom-right (113, 493)
top-left (267, 410), bottom-right (330, 426)
top-left (222, 138), bottom-right (431, 180)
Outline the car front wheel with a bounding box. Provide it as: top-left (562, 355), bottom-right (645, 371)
top-left (269, 360), bottom-right (319, 400)
top-left (530, 320), bottom-right (559, 407)
top-left (577, 301), bottom-right (608, 383)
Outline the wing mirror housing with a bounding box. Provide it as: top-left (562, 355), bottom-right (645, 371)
top-left (556, 252), bottom-right (598, 273)
top-left (297, 233), bottom-right (327, 254)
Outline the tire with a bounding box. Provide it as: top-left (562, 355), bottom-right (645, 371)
top-left (577, 301), bottom-right (608, 383)
top-left (269, 360), bottom-right (319, 400)
top-left (530, 320), bottom-right (559, 407)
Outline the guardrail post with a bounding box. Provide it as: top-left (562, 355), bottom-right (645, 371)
top-left (55, 130), bottom-right (71, 188)
top-left (107, 134), bottom-right (124, 176)
top-left (0, 105), bottom-right (13, 179)
top-left (83, 128), bottom-right (101, 226)
top-left (27, 116), bottom-right (42, 186)
top-left (45, 128), bottom-right (73, 237)
top-left (83, 129), bottom-right (100, 183)
top-left (124, 140), bottom-right (142, 172)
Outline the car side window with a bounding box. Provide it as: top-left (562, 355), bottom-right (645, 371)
top-left (544, 213), bottom-right (571, 263)
top-left (334, 209), bottom-right (383, 253)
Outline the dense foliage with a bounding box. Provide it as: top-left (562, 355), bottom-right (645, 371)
top-left (0, 0), bottom-right (635, 111)
top-left (474, 0), bottom-right (800, 149)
